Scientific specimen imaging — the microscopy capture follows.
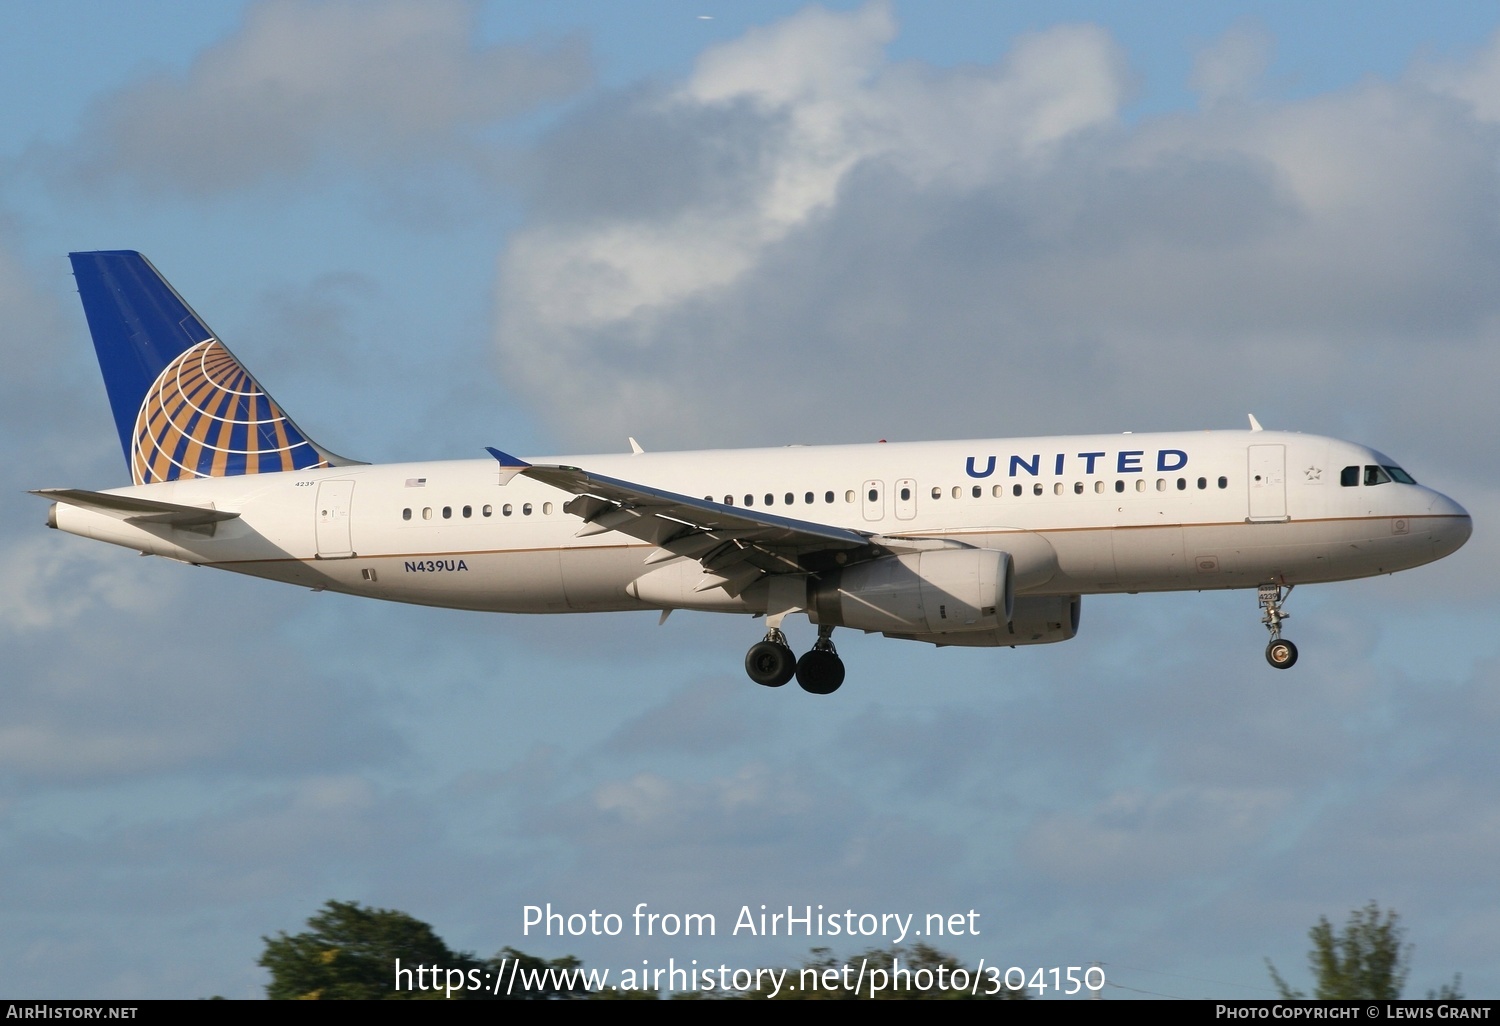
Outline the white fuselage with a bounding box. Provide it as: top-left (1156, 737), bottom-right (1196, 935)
top-left (49, 429), bottom-right (1471, 622)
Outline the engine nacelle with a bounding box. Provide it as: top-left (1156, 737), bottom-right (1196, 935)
top-left (809, 549), bottom-right (1014, 635)
top-left (883, 594), bottom-right (1082, 648)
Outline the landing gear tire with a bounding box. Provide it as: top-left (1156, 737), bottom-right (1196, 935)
top-left (1265, 639), bottom-right (1298, 670)
top-left (745, 639), bottom-right (796, 687)
top-left (795, 650), bottom-right (845, 695)
top-left (1257, 583), bottom-right (1298, 670)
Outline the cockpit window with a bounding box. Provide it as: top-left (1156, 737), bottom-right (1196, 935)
top-left (1384, 465), bottom-right (1417, 484)
top-left (1340, 466), bottom-right (1359, 487)
top-left (1364, 465), bottom-right (1391, 486)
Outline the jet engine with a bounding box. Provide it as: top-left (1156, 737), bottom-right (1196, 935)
top-left (808, 549), bottom-right (1013, 635)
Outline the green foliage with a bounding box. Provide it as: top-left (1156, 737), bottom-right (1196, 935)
top-left (483, 947), bottom-right (591, 1001)
top-left (260, 899), bottom-right (475, 1000)
top-left (1266, 902), bottom-right (1411, 1000)
top-left (256, 903), bottom-right (1033, 1001)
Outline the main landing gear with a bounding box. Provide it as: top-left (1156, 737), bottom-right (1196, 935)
top-left (744, 624), bottom-right (845, 694)
top-left (1258, 583), bottom-right (1298, 669)
top-left (745, 628), bottom-right (796, 688)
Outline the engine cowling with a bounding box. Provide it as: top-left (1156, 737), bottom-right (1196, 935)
top-left (809, 549), bottom-right (1014, 635)
top-left (883, 594), bottom-right (1082, 648)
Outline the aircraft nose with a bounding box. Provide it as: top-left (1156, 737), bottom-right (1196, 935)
top-left (1426, 491), bottom-right (1472, 556)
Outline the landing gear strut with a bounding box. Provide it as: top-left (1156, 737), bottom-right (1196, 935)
top-left (795, 625), bottom-right (845, 695)
top-left (745, 628), bottom-right (796, 688)
top-left (1258, 583), bottom-right (1298, 669)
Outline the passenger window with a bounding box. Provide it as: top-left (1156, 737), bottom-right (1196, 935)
top-left (1364, 465), bottom-right (1391, 486)
top-left (1136, 480), bottom-right (1146, 492)
top-left (724, 495), bottom-right (734, 505)
top-left (1053, 482), bottom-right (1064, 495)
top-left (785, 493), bottom-right (794, 505)
top-left (543, 502), bottom-right (553, 515)
top-left (744, 495), bottom-right (754, 507)
top-left (1013, 484), bottom-right (1022, 497)
top-left (442, 506), bottom-right (452, 519)
top-left (1074, 482), bottom-right (1083, 495)
top-left (952, 486), bottom-right (961, 499)
top-left (931, 486), bottom-right (941, 500)
top-left (825, 491), bottom-right (835, 503)
top-left (402, 508), bottom-right (412, 521)
top-left (1156, 479), bottom-right (1166, 492)
top-left (423, 507), bottom-right (433, 520)
top-left (992, 485), bottom-right (1003, 497)
top-left (972, 485), bottom-right (981, 498)
top-left (482, 505), bottom-right (492, 517)
top-left (1115, 481), bottom-right (1124, 493)
top-left (805, 492), bottom-right (814, 504)
top-left (523, 503), bottom-right (533, 515)
top-left (765, 493), bottom-right (774, 506)
top-left (1218, 477), bottom-right (1228, 489)
top-left (1197, 477), bottom-right (1207, 490)
top-left (868, 488), bottom-right (878, 502)
top-left (1033, 483), bottom-right (1043, 496)
top-left (1177, 478), bottom-right (1186, 490)
top-left (503, 504), bottom-right (512, 516)
top-left (462, 505), bottom-right (472, 518)
top-left (1095, 481), bottom-right (1104, 494)
top-left (845, 491), bottom-right (855, 503)
top-left (900, 487), bottom-right (911, 501)
top-left (1340, 466), bottom-right (1359, 487)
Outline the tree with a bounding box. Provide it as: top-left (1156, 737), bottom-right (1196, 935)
top-left (1267, 901), bottom-right (1410, 1000)
top-left (261, 901), bottom-right (597, 1000)
top-left (260, 900), bottom-right (476, 1000)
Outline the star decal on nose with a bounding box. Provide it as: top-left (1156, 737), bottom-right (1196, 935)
top-left (1305, 466), bottom-right (1322, 481)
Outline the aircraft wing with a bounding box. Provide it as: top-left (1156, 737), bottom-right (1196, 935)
top-left (487, 448), bottom-right (958, 595)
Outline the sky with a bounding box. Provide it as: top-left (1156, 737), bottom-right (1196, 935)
top-left (1, 0), bottom-right (1498, 1001)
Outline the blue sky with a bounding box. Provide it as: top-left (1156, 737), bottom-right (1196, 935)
top-left (2, 0), bottom-right (1498, 1000)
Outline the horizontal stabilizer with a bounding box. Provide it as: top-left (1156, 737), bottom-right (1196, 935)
top-left (32, 488), bottom-right (240, 527)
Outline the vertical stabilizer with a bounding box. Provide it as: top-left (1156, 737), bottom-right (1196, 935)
top-left (69, 250), bottom-right (357, 484)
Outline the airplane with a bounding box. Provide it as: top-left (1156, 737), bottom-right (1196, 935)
top-left (35, 251), bottom-right (1472, 695)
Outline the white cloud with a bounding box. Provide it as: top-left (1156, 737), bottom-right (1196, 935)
top-left (497, 8), bottom-right (1130, 432)
top-left (1190, 21), bottom-right (1274, 107)
top-left (1413, 28), bottom-right (1500, 123)
top-left (493, 4), bottom-right (1500, 515)
top-left (0, 535), bottom-right (169, 633)
top-left (61, 0), bottom-right (590, 194)
top-left (1020, 786), bottom-right (1291, 882)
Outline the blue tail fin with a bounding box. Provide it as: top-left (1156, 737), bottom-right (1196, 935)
top-left (69, 251), bottom-right (357, 484)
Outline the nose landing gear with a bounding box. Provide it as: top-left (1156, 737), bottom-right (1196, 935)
top-left (1258, 583), bottom-right (1298, 669)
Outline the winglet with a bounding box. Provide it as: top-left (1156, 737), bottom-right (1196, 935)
top-left (486, 447), bottom-right (531, 486)
top-left (1248, 414), bottom-right (1264, 432)
top-left (629, 437), bottom-right (644, 455)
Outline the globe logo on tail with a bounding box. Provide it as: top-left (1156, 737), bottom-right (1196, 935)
top-left (131, 339), bottom-right (329, 484)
